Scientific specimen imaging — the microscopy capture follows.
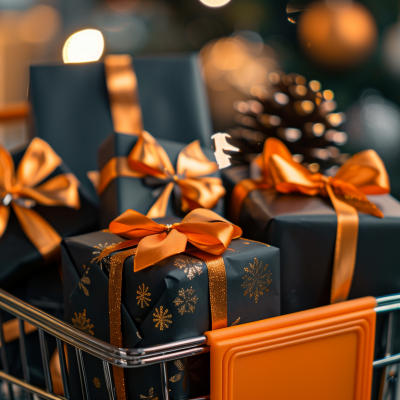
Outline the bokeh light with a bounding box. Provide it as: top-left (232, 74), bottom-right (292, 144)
top-left (298, 1), bottom-right (377, 68)
top-left (63, 29), bottom-right (104, 64)
top-left (199, 0), bottom-right (232, 8)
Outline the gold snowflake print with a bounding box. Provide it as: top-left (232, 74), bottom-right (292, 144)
top-left (136, 284), bottom-right (151, 308)
top-left (169, 358), bottom-right (202, 391)
top-left (153, 306), bottom-right (172, 331)
top-left (72, 310), bottom-right (94, 335)
top-left (93, 377), bottom-right (100, 388)
top-left (173, 287), bottom-right (198, 315)
top-left (140, 388), bottom-right (158, 400)
top-left (174, 257), bottom-right (203, 280)
top-left (242, 258), bottom-right (272, 303)
top-left (91, 243), bottom-right (117, 272)
top-left (231, 317), bottom-right (241, 326)
top-left (79, 267), bottom-right (91, 296)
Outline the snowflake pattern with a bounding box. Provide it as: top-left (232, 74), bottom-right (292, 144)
top-left (173, 287), bottom-right (198, 315)
top-left (174, 257), bottom-right (203, 280)
top-left (140, 388), bottom-right (159, 400)
top-left (242, 258), bottom-right (272, 303)
top-left (169, 357), bottom-right (202, 391)
top-left (79, 267), bottom-right (91, 296)
top-left (136, 284), bottom-right (151, 308)
top-left (153, 306), bottom-right (172, 331)
top-left (91, 243), bottom-right (117, 272)
top-left (72, 309), bottom-right (94, 335)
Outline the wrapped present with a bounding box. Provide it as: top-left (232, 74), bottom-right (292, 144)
top-left (29, 54), bottom-right (213, 200)
top-left (61, 209), bottom-right (280, 400)
top-left (223, 137), bottom-right (400, 315)
top-left (98, 130), bottom-right (225, 227)
top-left (0, 138), bottom-right (98, 289)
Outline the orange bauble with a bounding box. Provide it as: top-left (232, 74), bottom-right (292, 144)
top-left (298, 1), bottom-right (377, 68)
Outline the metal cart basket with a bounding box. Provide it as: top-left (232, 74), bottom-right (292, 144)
top-left (0, 289), bottom-right (399, 400)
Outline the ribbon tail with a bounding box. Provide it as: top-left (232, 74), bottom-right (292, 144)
top-left (229, 179), bottom-right (271, 224)
top-left (189, 249), bottom-right (228, 330)
top-left (0, 205), bottom-right (10, 238)
top-left (108, 248), bottom-right (137, 400)
top-left (326, 185), bottom-right (359, 304)
top-left (146, 182), bottom-right (174, 219)
top-left (12, 203), bottom-right (61, 258)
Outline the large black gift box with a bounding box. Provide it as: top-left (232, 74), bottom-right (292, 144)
top-left (223, 165), bottom-right (400, 316)
top-left (98, 132), bottom-right (223, 228)
top-left (0, 144), bottom-right (98, 289)
top-left (29, 54), bottom-right (213, 201)
top-left (61, 223), bottom-right (280, 400)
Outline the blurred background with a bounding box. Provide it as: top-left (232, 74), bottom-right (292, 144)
top-left (1, 0), bottom-right (400, 197)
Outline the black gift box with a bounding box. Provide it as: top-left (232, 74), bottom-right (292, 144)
top-left (223, 165), bottom-right (400, 315)
top-left (61, 225), bottom-right (280, 400)
top-left (0, 144), bottom-right (98, 290)
top-left (98, 132), bottom-right (223, 228)
top-left (29, 54), bottom-right (213, 201)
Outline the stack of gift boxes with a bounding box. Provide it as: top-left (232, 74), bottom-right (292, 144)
top-left (1, 53), bottom-right (400, 399)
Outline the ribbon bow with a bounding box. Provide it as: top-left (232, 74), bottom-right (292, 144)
top-left (97, 208), bottom-right (241, 400)
top-left (0, 138), bottom-right (80, 256)
top-left (98, 131), bottom-right (225, 218)
top-left (231, 138), bottom-right (390, 304)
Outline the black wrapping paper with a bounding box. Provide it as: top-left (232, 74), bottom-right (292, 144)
top-left (223, 165), bottom-right (400, 316)
top-left (61, 224), bottom-right (280, 400)
top-left (0, 145), bottom-right (98, 290)
top-left (98, 132), bottom-right (224, 228)
top-left (29, 54), bottom-right (213, 201)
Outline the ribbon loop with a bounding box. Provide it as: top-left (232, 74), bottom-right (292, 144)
top-left (0, 138), bottom-right (81, 255)
top-left (232, 138), bottom-right (390, 303)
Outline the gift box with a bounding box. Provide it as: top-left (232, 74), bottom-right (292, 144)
top-left (98, 131), bottom-right (225, 228)
top-left (0, 138), bottom-right (98, 289)
top-left (223, 138), bottom-right (400, 316)
top-left (61, 210), bottom-right (280, 400)
top-left (29, 54), bottom-right (213, 201)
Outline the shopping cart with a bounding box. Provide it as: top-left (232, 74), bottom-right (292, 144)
top-left (0, 289), bottom-right (399, 400)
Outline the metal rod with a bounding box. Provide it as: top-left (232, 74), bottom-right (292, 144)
top-left (375, 303), bottom-right (400, 314)
top-left (39, 329), bottom-right (54, 394)
top-left (102, 361), bottom-right (116, 400)
top-left (18, 318), bottom-right (33, 400)
top-left (76, 348), bottom-right (90, 400)
top-left (160, 362), bottom-right (169, 400)
top-left (374, 353), bottom-right (400, 368)
top-left (0, 312), bottom-right (14, 400)
top-left (56, 339), bottom-right (70, 400)
top-left (376, 294), bottom-right (400, 306)
top-left (0, 369), bottom-right (65, 400)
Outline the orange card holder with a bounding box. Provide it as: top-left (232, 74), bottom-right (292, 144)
top-left (205, 297), bottom-right (377, 400)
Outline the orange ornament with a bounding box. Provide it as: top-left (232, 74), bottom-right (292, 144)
top-left (298, 1), bottom-right (377, 68)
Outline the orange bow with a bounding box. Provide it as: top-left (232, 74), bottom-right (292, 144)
top-left (99, 131), bottom-right (225, 218)
top-left (108, 207), bottom-right (242, 271)
top-left (0, 138), bottom-right (80, 256)
top-left (231, 138), bottom-right (390, 304)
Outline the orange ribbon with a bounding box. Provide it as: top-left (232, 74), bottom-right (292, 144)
top-left (96, 208), bottom-right (241, 400)
top-left (231, 138), bottom-right (390, 304)
top-left (0, 138), bottom-right (80, 256)
top-left (99, 131), bottom-right (225, 218)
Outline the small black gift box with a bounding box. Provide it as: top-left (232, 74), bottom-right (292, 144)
top-left (223, 165), bottom-right (400, 315)
top-left (29, 54), bottom-right (213, 200)
top-left (61, 219), bottom-right (280, 400)
top-left (0, 139), bottom-right (98, 289)
top-left (98, 131), bottom-right (224, 228)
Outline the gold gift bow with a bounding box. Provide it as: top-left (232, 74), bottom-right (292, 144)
top-left (98, 130), bottom-right (226, 219)
top-left (0, 138), bottom-right (80, 256)
top-left (231, 137), bottom-right (390, 304)
top-left (96, 208), bottom-right (242, 400)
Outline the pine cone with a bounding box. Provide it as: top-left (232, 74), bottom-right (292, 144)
top-left (229, 72), bottom-right (349, 174)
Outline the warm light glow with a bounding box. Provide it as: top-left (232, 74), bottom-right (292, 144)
top-left (63, 29), bottom-right (104, 64)
top-left (199, 0), bottom-right (231, 8)
top-left (212, 133), bottom-right (240, 169)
